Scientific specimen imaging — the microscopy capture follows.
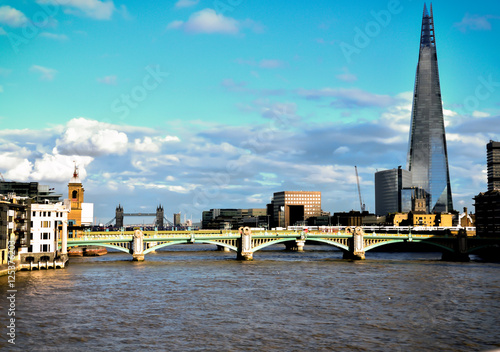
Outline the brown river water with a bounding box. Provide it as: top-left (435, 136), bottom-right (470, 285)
top-left (1, 244), bottom-right (499, 351)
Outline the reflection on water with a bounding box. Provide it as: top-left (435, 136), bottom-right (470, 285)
top-left (1, 245), bottom-right (499, 352)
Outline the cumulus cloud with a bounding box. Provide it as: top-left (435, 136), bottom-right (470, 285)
top-left (30, 65), bottom-right (57, 81)
top-left (31, 154), bottom-right (94, 182)
top-left (167, 9), bottom-right (262, 35)
top-left (37, 0), bottom-right (116, 20)
top-left (0, 95), bottom-right (493, 219)
top-left (55, 118), bottom-right (128, 156)
top-left (0, 6), bottom-right (28, 27)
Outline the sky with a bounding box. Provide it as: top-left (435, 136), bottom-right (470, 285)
top-left (0, 0), bottom-right (499, 225)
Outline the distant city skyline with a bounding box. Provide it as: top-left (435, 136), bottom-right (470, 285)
top-left (0, 0), bottom-right (499, 222)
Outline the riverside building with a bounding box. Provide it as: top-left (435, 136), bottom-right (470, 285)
top-left (268, 191), bottom-right (322, 228)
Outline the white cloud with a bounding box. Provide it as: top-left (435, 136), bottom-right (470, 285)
top-left (161, 135), bottom-right (181, 143)
top-left (259, 59), bottom-right (284, 69)
top-left (167, 9), bottom-right (239, 34)
top-left (97, 75), bottom-right (117, 85)
top-left (454, 13), bottom-right (500, 33)
top-left (4, 160), bottom-right (33, 182)
top-left (31, 154), bottom-right (93, 182)
top-left (0, 6), bottom-right (28, 27)
top-left (37, 0), bottom-right (116, 20)
top-left (298, 87), bottom-right (395, 108)
top-left (39, 32), bottom-right (69, 41)
top-left (472, 111), bottom-right (491, 118)
top-left (30, 65), bottom-right (57, 81)
top-left (336, 67), bottom-right (357, 82)
top-left (133, 137), bottom-right (161, 153)
top-left (167, 20), bottom-right (184, 30)
top-left (131, 135), bottom-right (181, 153)
top-left (55, 118), bottom-right (128, 156)
top-left (334, 146), bottom-right (350, 154)
top-left (175, 0), bottom-right (199, 8)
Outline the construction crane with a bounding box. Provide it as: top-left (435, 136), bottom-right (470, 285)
top-left (354, 166), bottom-right (366, 213)
top-left (0, 172), bottom-right (4, 182)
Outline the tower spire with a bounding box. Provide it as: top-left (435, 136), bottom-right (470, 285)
top-left (407, 3), bottom-right (453, 213)
top-left (73, 160), bottom-right (79, 178)
top-left (420, 3), bottom-right (435, 48)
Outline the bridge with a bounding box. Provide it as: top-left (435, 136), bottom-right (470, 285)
top-left (60, 227), bottom-right (500, 262)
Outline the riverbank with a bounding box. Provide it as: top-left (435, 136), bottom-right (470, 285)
top-left (0, 257), bottom-right (68, 277)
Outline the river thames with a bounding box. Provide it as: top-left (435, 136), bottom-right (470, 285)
top-left (1, 245), bottom-right (499, 351)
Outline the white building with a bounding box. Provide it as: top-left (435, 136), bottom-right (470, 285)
top-left (28, 201), bottom-right (70, 255)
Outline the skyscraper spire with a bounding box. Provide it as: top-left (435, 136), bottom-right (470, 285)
top-left (407, 3), bottom-right (453, 213)
top-left (420, 3), bottom-right (435, 48)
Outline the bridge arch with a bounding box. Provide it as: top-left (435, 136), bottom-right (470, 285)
top-left (251, 238), bottom-right (349, 253)
top-left (143, 240), bottom-right (238, 254)
top-left (364, 239), bottom-right (454, 253)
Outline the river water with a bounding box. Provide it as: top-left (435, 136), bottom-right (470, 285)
top-left (1, 245), bottom-right (499, 352)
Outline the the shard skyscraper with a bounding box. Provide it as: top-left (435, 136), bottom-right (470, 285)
top-left (407, 3), bottom-right (453, 213)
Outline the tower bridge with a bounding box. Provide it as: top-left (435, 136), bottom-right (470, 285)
top-left (106, 204), bottom-right (173, 228)
top-left (60, 227), bottom-right (500, 262)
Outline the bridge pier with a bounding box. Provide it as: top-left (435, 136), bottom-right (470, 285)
top-left (343, 227), bottom-right (365, 260)
top-left (284, 240), bottom-right (306, 252)
top-left (442, 229), bottom-right (470, 262)
top-left (237, 227), bottom-right (253, 260)
top-left (132, 230), bottom-right (145, 261)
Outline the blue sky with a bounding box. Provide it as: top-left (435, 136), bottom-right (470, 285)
top-left (0, 0), bottom-right (499, 224)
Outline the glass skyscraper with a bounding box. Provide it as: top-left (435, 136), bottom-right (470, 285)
top-left (407, 3), bottom-right (453, 213)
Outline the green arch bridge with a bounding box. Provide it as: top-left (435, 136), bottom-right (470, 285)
top-left (60, 227), bottom-right (500, 262)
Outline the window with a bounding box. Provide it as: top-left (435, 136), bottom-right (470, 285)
top-left (42, 221), bottom-right (50, 228)
top-left (48, 212), bottom-right (51, 217)
top-left (72, 190), bottom-right (78, 199)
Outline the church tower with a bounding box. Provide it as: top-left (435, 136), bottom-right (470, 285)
top-left (68, 163), bottom-right (84, 227)
top-left (407, 3), bottom-right (453, 213)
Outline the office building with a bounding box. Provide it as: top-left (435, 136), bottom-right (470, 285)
top-left (375, 167), bottom-right (412, 216)
top-left (268, 191), bottom-right (322, 228)
top-left (407, 3), bottom-right (453, 213)
top-left (0, 181), bottom-right (62, 203)
top-left (173, 213), bottom-right (181, 227)
top-left (475, 141), bottom-right (500, 237)
top-left (487, 140), bottom-right (500, 191)
top-left (202, 208), bottom-right (267, 229)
